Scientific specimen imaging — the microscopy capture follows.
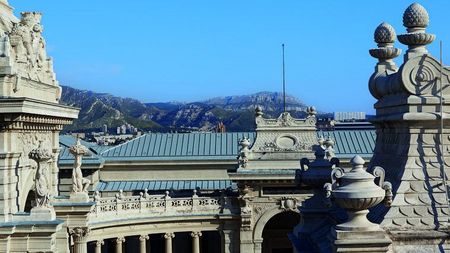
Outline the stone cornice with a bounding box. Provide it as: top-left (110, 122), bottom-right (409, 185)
top-left (0, 97), bottom-right (79, 119)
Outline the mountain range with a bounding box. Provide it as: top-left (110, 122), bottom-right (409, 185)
top-left (60, 86), bottom-right (326, 133)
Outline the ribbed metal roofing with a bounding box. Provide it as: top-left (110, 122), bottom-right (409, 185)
top-left (58, 129), bottom-right (376, 165)
top-left (101, 132), bottom-right (256, 161)
top-left (318, 129), bottom-right (376, 158)
top-left (94, 180), bottom-right (235, 191)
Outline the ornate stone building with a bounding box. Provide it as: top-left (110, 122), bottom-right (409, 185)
top-left (0, 1), bottom-right (448, 253)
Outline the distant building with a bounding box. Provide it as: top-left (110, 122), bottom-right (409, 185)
top-left (334, 111), bottom-right (366, 122)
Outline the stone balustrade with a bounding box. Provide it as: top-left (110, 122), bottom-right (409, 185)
top-left (89, 190), bottom-right (235, 223)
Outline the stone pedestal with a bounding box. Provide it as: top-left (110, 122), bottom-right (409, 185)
top-left (69, 192), bottom-right (89, 202)
top-left (28, 206), bottom-right (56, 220)
top-left (331, 228), bottom-right (391, 253)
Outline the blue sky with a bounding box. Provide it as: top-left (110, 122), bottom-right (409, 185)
top-left (9, 1), bottom-right (450, 113)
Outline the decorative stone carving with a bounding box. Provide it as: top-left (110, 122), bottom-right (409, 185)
top-left (69, 139), bottom-right (91, 195)
top-left (190, 231), bottom-right (202, 238)
top-left (139, 235), bottom-right (149, 241)
top-left (280, 197), bottom-right (297, 211)
top-left (28, 141), bottom-right (53, 207)
top-left (324, 156), bottom-right (392, 231)
top-left (95, 240), bottom-right (104, 247)
top-left (323, 137), bottom-right (335, 160)
top-left (69, 227), bottom-right (90, 240)
top-left (8, 12), bottom-right (56, 86)
top-left (402, 3), bottom-right (429, 29)
top-left (239, 185), bottom-right (253, 230)
top-left (163, 232), bottom-right (175, 239)
top-left (369, 22), bottom-right (401, 66)
top-left (398, 3), bottom-right (435, 58)
top-left (237, 137), bottom-right (250, 168)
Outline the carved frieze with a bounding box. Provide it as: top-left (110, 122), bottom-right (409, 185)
top-left (0, 113), bottom-right (73, 131)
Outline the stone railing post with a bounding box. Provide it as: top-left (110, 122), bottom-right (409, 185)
top-left (139, 235), bottom-right (149, 253)
top-left (164, 232), bottom-right (175, 253)
top-left (164, 191), bottom-right (171, 213)
top-left (94, 191), bottom-right (101, 216)
top-left (69, 227), bottom-right (90, 253)
top-left (192, 189), bottom-right (198, 211)
top-left (191, 231), bottom-right (202, 253)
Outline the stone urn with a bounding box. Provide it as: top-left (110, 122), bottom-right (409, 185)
top-left (324, 155), bottom-right (392, 231)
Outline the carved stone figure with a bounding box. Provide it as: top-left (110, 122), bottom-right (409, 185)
top-left (28, 141), bottom-right (52, 207)
top-left (69, 139), bottom-right (91, 193)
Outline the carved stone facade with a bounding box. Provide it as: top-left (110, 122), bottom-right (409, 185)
top-left (366, 3), bottom-right (450, 252)
top-left (0, 2), bottom-right (78, 252)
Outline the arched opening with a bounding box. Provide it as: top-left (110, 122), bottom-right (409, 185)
top-left (24, 190), bottom-right (35, 212)
top-left (262, 211), bottom-right (300, 253)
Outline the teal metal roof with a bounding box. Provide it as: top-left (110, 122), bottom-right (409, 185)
top-left (318, 129), bottom-right (376, 158)
top-left (100, 132), bottom-right (256, 161)
top-left (58, 129), bottom-right (376, 166)
top-left (94, 180), bottom-right (235, 191)
top-left (59, 135), bottom-right (104, 166)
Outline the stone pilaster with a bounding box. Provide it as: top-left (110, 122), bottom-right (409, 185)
top-left (139, 235), bottom-right (149, 253)
top-left (164, 232), bottom-right (174, 253)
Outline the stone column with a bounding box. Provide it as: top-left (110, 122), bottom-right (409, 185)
top-left (69, 227), bottom-right (90, 253)
top-left (164, 232), bottom-right (175, 253)
top-left (95, 240), bottom-right (104, 253)
top-left (139, 235), bottom-right (149, 253)
top-left (191, 231), bottom-right (202, 253)
top-left (115, 237), bottom-right (125, 253)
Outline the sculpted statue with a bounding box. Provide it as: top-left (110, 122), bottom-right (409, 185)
top-left (28, 141), bottom-right (53, 207)
top-left (69, 139), bottom-right (91, 193)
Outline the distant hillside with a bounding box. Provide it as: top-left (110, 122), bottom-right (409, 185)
top-left (60, 86), bottom-right (318, 132)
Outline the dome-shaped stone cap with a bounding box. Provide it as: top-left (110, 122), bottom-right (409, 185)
top-left (374, 22), bottom-right (396, 44)
top-left (350, 155), bottom-right (365, 166)
top-left (403, 3), bottom-right (429, 28)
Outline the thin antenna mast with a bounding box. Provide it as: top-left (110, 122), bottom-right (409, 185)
top-left (282, 44), bottom-right (286, 112)
top-left (438, 41), bottom-right (450, 219)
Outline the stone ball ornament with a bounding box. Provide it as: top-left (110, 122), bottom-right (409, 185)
top-left (403, 3), bottom-right (429, 29)
top-left (324, 155), bottom-right (392, 231)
